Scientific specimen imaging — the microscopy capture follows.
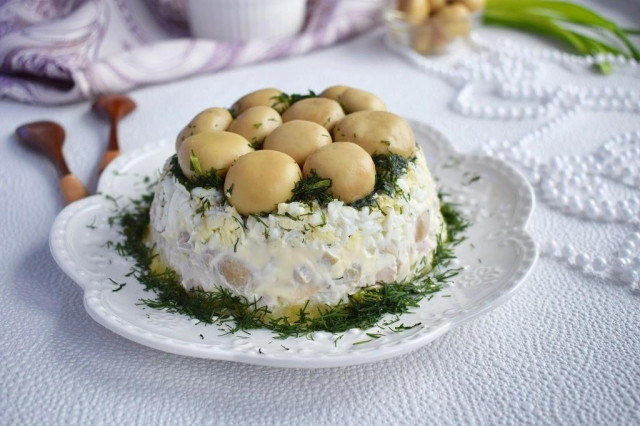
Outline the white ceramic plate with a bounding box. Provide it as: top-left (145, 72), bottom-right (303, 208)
top-left (50, 121), bottom-right (537, 368)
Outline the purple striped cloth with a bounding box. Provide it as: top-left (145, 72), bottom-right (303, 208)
top-left (0, 0), bottom-right (384, 105)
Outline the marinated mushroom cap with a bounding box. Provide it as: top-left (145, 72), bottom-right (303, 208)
top-left (458, 0), bottom-right (485, 12)
top-left (224, 150), bottom-right (301, 215)
top-left (263, 120), bottom-right (332, 166)
top-left (230, 88), bottom-right (286, 116)
top-left (332, 111), bottom-right (416, 158)
top-left (412, 26), bottom-right (433, 55)
top-left (428, 0), bottom-right (446, 12)
top-left (177, 131), bottom-right (253, 180)
top-left (302, 142), bottom-right (376, 204)
top-left (338, 88), bottom-right (387, 114)
top-left (175, 107), bottom-right (233, 152)
top-left (398, 0), bottom-right (430, 24)
top-left (433, 4), bottom-right (471, 38)
top-left (281, 98), bottom-right (345, 131)
top-left (227, 106), bottom-right (282, 147)
top-left (319, 85), bottom-right (350, 102)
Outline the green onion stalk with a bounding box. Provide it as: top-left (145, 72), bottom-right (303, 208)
top-left (483, 0), bottom-right (640, 74)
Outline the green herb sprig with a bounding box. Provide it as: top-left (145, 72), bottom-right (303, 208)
top-left (484, 0), bottom-right (640, 74)
top-left (289, 170), bottom-right (333, 205)
top-left (272, 90), bottom-right (318, 111)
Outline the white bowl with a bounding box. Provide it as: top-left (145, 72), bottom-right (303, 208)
top-left (187, 0), bottom-right (307, 41)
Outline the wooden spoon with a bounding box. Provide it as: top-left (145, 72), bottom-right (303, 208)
top-left (92, 94), bottom-right (136, 172)
top-left (16, 121), bottom-right (89, 204)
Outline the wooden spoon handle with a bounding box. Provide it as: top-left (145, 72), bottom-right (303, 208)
top-left (107, 117), bottom-right (120, 151)
top-left (99, 149), bottom-right (120, 172)
top-left (60, 174), bottom-right (89, 204)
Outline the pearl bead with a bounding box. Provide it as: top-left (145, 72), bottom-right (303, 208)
top-left (611, 258), bottom-right (628, 272)
top-left (530, 172), bottom-right (541, 183)
top-left (616, 207), bottom-right (633, 221)
top-left (619, 270), bottom-right (639, 284)
top-left (538, 164), bottom-right (551, 175)
top-left (618, 248), bottom-right (634, 259)
top-left (541, 180), bottom-right (556, 192)
top-left (568, 197), bottom-right (583, 214)
top-left (630, 233), bottom-right (640, 245)
top-left (542, 187), bottom-right (559, 201)
top-left (592, 257), bottom-right (608, 271)
top-left (562, 245), bottom-right (576, 259)
top-left (480, 145), bottom-right (494, 155)
top-left (550, 157), bottom-right (563, 170)
top-left (591, 163), bottom-right (603, 174)
top-left (574, 253), bottom-right (590, 267)
top-left (584, 202), bottom-right (601, 219)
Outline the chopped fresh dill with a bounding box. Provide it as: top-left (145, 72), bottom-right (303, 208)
top-left (105, 190), bottom-right (468, 339)
top-left (196, 198), bottom-right (211, 216)
top-left (272, 90), bottom-right (317, 111)
top-left (438, 191), bottom-right (469, 243)
top-left (232, 215), bottom-right (247, 232)
top-left (350, 153), bottom-right (409, 209)
top-left (109, 278), bottom-right (126, 292)
top-left (86, 216), bottom-right (97, 230)
top-left (289, 170), bottom-right (333, 205)
top-left (169, 155), bottom-right (223, 191)
top-left (392, 322), bottom-right (421, 332)
top-left (104, 194), bottom-right (121, 207)
top-left (372, 153), bottom-right (409, 198)
top-left (463, 175), bottom-right (481, 186)
top-left (250, 214), bottom-right (268, 228)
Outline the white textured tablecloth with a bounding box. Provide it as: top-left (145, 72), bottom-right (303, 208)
top-left (2, 2), bottom-right (640, 424)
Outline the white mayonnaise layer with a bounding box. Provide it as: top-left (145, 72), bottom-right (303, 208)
top-left (149, 148), bottom-right (445, 309)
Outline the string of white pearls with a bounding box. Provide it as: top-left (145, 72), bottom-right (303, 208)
top-left (387, 32), bottom-right (640, 289)
top-left (479, 36), bottom-right (640, 73)
top-left (541, 233), bottom-right (640, 290)
top-left (482, 132), bottom-right (640, 224)
top-left (389, 33), bottom-right (640, 122)
top-left (482, 130), bottom-right (640, 289)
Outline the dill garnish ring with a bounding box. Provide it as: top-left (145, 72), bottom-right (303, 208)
top-left (106, 190), bottom-right (468, 339)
